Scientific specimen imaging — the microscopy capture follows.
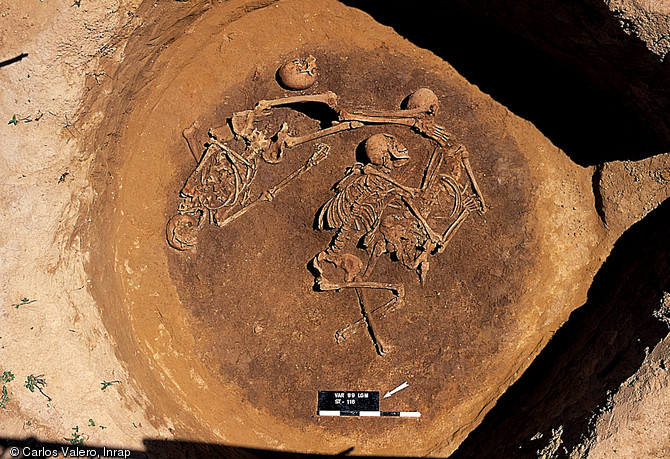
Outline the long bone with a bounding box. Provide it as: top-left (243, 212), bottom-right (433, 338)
top-left (420, 143), bottom-right (472, 192)
top-left (182, 122), bottom-right (202, 162)
top-left (255, 91), bottom-right (338, 110)
top-left (420, 145), bottom-right (445, 192)
top-left (356, 288), bottom-right (387, 356)
top-left (349, 105), bottom-right (435, 118)
top-left (337, 108), bottom-right (451, 147)
top-left (230, 90), bottom-right (452, 161)
top-left (264, 121), bottom-right (364, 162)
top-left (335, 294), bottom-right (399, 344)
top-left (316, 272), bottom-right (404, 357)
top-left (437, 198), bottom-right (477, 253)
top-left (461, 151), bottom-right (487, 214)
top-left (231, 91), bottom-right (339, 138)
top-left (215, 143), bottom-right (330, 228)
top-left (315, 278), bottom-right (405, 305)
top-left (420, 146), bottom-right (463, 217)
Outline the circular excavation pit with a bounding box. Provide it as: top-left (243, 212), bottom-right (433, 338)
top-left (79, 0), bottom-right (663, 456)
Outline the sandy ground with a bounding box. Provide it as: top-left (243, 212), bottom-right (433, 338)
top-left (0, 0), bottom-right (161, 451)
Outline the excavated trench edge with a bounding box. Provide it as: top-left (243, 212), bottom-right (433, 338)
top-left (451, 198), bottom-right (670, 458)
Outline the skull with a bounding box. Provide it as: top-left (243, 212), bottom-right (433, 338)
top-left (364, 133), bottom-right (409, 169)
top-left (277, 55), bottom-right (317, 90)
top-left (166, 213), bottom-right (199, 250)
top-left (406, 88), bottom-right (439, 115)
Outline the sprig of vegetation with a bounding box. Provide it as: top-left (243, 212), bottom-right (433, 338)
top-left (1, 371), bottom-right (15, 410)
top-left (8, 115), bottom-right (18, 125)
top-left (64, 426), bottom-right (84, 445)
top-left (89, 419), bottom-right (106, 429)
top-left (100, 380), bottom-right (121, 391)
top-left (0, 386), bottom-right (10, 409)
top-left (11, 297), bottom-right (37, 309)
top-left (25, 374), bottom-right (51, 401)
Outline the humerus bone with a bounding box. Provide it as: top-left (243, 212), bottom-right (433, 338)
top-left (216, 143), bottom-right (330, 228)
top-left (230, 88), bottom-right (452, 154)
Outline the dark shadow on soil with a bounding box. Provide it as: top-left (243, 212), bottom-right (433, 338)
top-left (450, 199), bottom-right (670, 457)
top-left (0, 437), bottom-right (404, 458)
top-left (340, 0), bottom-right (670, 166)
top-left (287, 102), bottom-right (339, 129)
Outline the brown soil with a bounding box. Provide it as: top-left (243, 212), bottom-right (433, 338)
top-left (81, 0), bottom-right (609, 455)
top-left (165, 46), bottom-right (537, 452)
top-left (1, 0), bottom-right (669, 458)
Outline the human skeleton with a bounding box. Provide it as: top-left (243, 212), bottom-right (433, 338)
top-left (166, 65), bottom-right (485, 355)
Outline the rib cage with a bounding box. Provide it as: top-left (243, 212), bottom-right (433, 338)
top-left (178, 142), bottom-right (257, 225)
top-left (317, 165), bottom-right (404, 252)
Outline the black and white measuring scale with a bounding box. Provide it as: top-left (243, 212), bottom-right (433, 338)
top-left (317, 391), bottom-right (421, 417)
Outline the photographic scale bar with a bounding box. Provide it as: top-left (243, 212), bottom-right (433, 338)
top-left (317, 390), bottom-right (420, 418)
top-left (318, 411), bottom-right (421, 417)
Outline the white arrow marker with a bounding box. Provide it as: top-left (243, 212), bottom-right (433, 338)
top-left (384, 381), bottom-right (409, 399)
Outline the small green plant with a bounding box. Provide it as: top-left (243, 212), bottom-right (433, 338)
top-left (100, 380), bottom-right (120, 391)
top-left (25, 374), bottom-right (51, 401)
top-left (1, 371), bottom-right (15, 410)
top-left (11, 297), bottom-right (36, 309)
top-left (88, 419), bottom-right (107, 429)
top-left (64, 426), bottom-right (84, 445)
top-left (1, 385), bottom-right (10, 409)
top-left (8, 115), bottom-right (18, 125)
top-left (24, 375), bottom-right (37, 391)
top-left (72, 0), bottom-right (81, 7)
